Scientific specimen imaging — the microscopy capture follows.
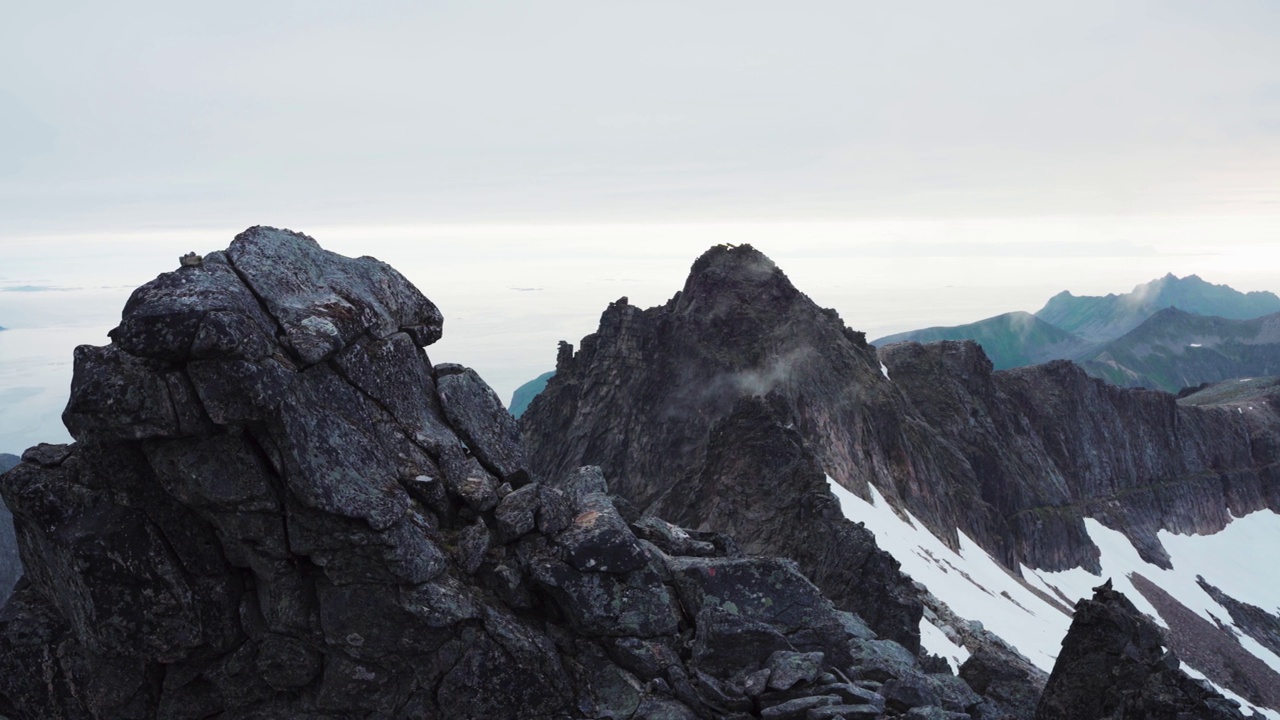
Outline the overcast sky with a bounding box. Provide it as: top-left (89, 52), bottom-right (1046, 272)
top-left (3, 1), bottom-right (1279, 234)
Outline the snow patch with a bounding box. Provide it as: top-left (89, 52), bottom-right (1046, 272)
top-left (827, 474), bottom-right (1280, 690)
top-left (919, 616), bottom-right (970, 673)
top-left (827, 476), bottom-right (1075, 671)
top-left (880, 362), bottom-right (891, 380)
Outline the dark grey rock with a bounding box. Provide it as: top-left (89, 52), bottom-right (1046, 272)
top-left (881, 677), bottom-right (942, 712)
top-left (602, 635), bottom-right (682, 680)
top-left (809, 704), bottom-right (884, 719)
top-left (227, 226), bottom-right (442, 363)
top-left (494, 482), bottom-right (539, 542)
top-left (761, 695), bottom-right (840, 719)
top-left (63, 345), bottom-right (211, 441)
top-left (667, 556), bottom-right (853, 667)
top-left (767, 650), bottom-right (825, 691)
top-left (1, 457), bottom-right (239, 663)
top-left (693, 605), bottom-right (793, 677)
top-left (436, 366), bottom-right (529, 485)
top-left (454, 519), bottom-right (491, 574)
top-left (959, 645), bottom-right (1044, 720)
top-left (270, 364), bottom-right (411, 530)
top-left (556, 491), bottom-right (649, 574)
top-left (810, 682), bottom-right (885, 710)
top-left (634, 694), bottom-right (700, 720)
top-left (530, 556), bottom-right (681, 637)
top-left (255, 633), bottom-right (321, 689)
top-left (847, 637), bottom-right (919, 683)
top-left (905, 708), bottom-right (970, 720)
top-left (743, 668), bottom-right (773, 696)
top-left (536, 483), bottom-right (574, 535)
top-left (109, 251), bottom-right (277, 363)
top-left (18, 444), bottom-right (72, 467)
top-left (561, 464), bottom-right (609, 505)
top-left (633, 515), bottom-right (719, 557)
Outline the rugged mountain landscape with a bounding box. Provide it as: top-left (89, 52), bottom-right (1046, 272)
top-left (522, 244), bottom-right (1280, 716)
top-left (0, 231), bottom-right (1272, 718)
top-left (870, 274), bottom-right (1280, 392)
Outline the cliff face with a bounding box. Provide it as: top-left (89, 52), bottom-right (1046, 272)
top-left (883, 344), bottom-right (1280, 570)
top-left (522, 245), bottom-right (1280, 586)
top-left (0, 229), bottom-right (1015, 720)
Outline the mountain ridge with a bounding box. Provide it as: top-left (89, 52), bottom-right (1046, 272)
top-left (872, 273), bottom-right (1280, 392)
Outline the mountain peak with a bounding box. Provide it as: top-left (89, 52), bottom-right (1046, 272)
top-left (674, 244), bottom-right (800, 316)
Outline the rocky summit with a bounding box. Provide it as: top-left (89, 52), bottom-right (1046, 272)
top-left (1035, 584), bottom-right (1247, 720)
top-left (0, 229), bottom-right (1044, 719)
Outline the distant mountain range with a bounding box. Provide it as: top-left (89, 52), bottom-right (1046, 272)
top-left (872, 274), bottom-right (1280, 392)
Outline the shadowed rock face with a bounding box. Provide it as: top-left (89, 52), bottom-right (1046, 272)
top-left (1035, 585), bottom-right (1246, 720)
top-left (0, 229), bottom-right (1004, 720)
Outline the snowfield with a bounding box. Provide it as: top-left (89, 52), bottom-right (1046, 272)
top-left (827, 475), bottom-right (1280, 719)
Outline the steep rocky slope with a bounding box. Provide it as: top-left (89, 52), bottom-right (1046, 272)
top-left (0, 229), bottom-right (1031, 720)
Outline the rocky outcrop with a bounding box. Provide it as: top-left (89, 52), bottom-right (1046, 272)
top-left (1035, 584), bottom-right (1246, 719)
top-left (0, 229), bottom-right (1018, 719)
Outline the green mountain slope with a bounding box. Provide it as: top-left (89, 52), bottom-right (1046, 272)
top-left (1077, 308), bottom-right (1280, 392)
top-left (509, 371), bottom-right (555, 418)
top-left (1036, 274), bottom-right (1280, 342)
top-left (872, 311), bottom-right (1094, 370)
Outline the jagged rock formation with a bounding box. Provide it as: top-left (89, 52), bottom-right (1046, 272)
top-left (1035, 585), bottom-right (1246, 719)
top-left (0, 229), bottom-right (1022, 719)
